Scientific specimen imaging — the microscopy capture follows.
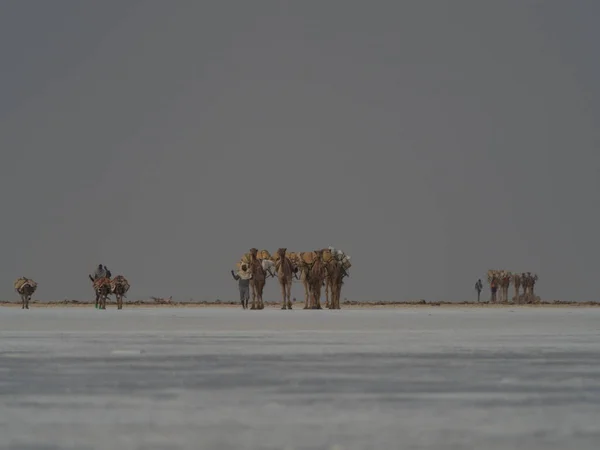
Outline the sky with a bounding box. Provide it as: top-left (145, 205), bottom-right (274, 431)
top-left (1, 0), bottom-right (599, 303)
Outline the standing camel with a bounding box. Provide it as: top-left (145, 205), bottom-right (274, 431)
top-left (14, 277), bottom-right (37, 310)
top-left (326, 259), bottom-right (344, 309)
top-left (110, 275), bottom-right (130, 310)
top-left (530, 273), bottom-right (539, 299)
top-left (308, 249), bottom-right (327, 309)
top-left (275, 248), bottom-right (294, 310)
top-left (512, 273), bottom-right (521, 303)
top-left (248, 248), bottom-right (266, 310)
top-left (89, 275), bottom-right (111, 310)
top-left (523, 272), bottom-right (539, 303)
top-left (487, 270), bottom-right (499, 303)
top-left (499, 271), bottom-right (511, 303)
top-left (332, 249), bottom-right (351, 308)
top-left (321, 248), bottom-right (334, 308)
top-left (297, 251), bottom-right (315, 309)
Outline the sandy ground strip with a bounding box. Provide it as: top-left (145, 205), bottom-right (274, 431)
top-left (1, 301), bottom-right (599, 309)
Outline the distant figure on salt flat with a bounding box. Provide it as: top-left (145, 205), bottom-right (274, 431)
top-left (231, 264), bottom-right (252, 309)
top-left (475, 279), bottom-right (483, 302)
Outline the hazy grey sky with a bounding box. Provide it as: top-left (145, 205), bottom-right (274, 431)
top-left (2, 1), bottom-right (599, 302)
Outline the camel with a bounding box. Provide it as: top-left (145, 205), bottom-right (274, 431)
top-left (529, 273), bottom-right (539, 299)
top-left (275, 247), bottom-right (294, 310)
top-left (512, 273), bottom-right (521, 303)
top-left (14, 277), bottom-right (37, 310)
top-left (89, 275), bottom-right (111, 310)
top-left (487, 269), bottom-right (499, 303)
top-left (325, 247), bottom-right (352, 309)
top-left (499, 270), bottom-right (511, 303)
top-left (248, 248), bottom-right (266, 310)
top-left (110, 275), bottom-right (130, 310)
top-left (321, 248), bottom-right (334, 308)
top-left (308, 249), bottom-right (327, 309)
top-left (326, 259), bottom-right (344, 309)
top-left (297, 251), bottom-right (316, 309)
top-left (521, 272), bottom-right (539, 303)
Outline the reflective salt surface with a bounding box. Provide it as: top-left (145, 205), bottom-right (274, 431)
top-left (1, 307), bottom-right (600, 450)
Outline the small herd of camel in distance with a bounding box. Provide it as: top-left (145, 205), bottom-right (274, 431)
top-left (484, 270), bottom-right (540, 304)
top-left (234, 247), bottom-right (352, 310)
top-left (13, 273), bottom-right (130, 310)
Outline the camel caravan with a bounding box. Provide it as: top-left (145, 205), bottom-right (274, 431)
top-left (11, 274), bottom-right (130, 310)
top-left (234, 247), bottom-right (352, 310)
top-left (88, 274), bottom-right (131, 310)
top-left (487, 270), bottom-right (539, 304)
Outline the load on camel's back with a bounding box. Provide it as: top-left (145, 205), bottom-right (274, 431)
top-left (328, 246), bottom-right (352, 273)
top-left (236, 249), bottom-right (276, 278)
top-left (14, 277), bottom-right (37, 310)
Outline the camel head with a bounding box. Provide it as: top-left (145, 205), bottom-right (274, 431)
top-left (277, 248), bottom-right (287, 258)
top-left (314, 249), bottom-right (324, 261)
top-left (249, 248), bottom-right (258, 260)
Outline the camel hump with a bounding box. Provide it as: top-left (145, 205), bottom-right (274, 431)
top-left (300, 251), bottom-right (316, 265)
top-left (14, 277), bottom-right (36, 292)
top-left (14, 277), bottom-right (28, 291)
top-left (111, 275), bottom-right (130, 290)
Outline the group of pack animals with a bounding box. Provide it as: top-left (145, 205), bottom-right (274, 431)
top-left (235, 247), bottom-right (352, 310)
top-left (13, 274), bottom-right (130, 310)
top-left (487, 270), bottom-right (539, 304)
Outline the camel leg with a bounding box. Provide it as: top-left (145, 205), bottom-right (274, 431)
top-left (21, 294), bottom-right (25, 310)
top-left (280, 282), bottom-right (287, 310)
top-left (330, 284), bottom-right (336, 309)
top-left (250, 283), bottom-right (257, 310)
top-left (257, 282), bottom-right (265, 310)
top-left (315, 285), bottom-right (322, 309)
top-left (26, 295), bottom-right (30, 309)
top-left (311, 284), bottom-right (322, 309)
top-left (303, 281), bottom-right (309, 309)
top-left (286, 282), bottom-right (292, 309)
top-left (325, 281), bottom-right (330, 309)
top-left (334, 283), bottom-right (342, 309)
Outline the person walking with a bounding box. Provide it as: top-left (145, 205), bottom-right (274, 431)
top-left (475, 279), bottom-right (483, 302)
top-left (231, 264), bottom-right (252, 309)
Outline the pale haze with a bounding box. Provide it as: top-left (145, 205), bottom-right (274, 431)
top-left (1, 1), bottom-right (598, 303)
